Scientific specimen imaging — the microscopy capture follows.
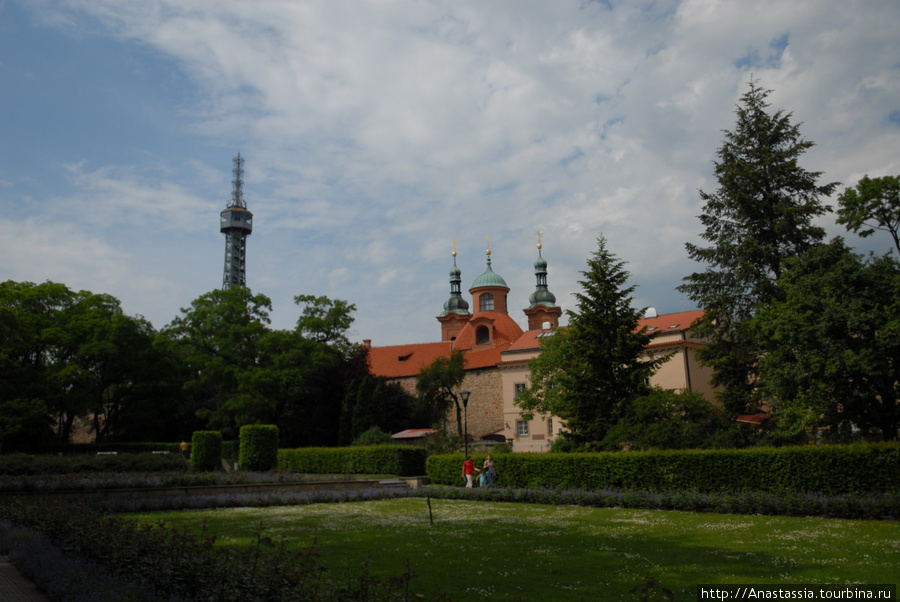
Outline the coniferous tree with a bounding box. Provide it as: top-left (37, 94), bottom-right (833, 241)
top-left (677, 80), bottom-right (837, 415)
top-left (516, 236), bottom-right (663, 446)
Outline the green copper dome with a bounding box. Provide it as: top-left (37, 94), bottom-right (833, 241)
top-left (471, 254), bottom-right (508, 289)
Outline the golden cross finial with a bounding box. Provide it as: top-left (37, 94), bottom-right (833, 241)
top-left (485, 236), bottom-right (492, 256)
top-left (452, 238), bottom-right (458, 257)
top-left (535, 229), bottom-right (543, 250)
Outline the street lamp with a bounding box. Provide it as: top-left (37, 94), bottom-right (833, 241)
top-left (460, 390), bottom-right (471, 457)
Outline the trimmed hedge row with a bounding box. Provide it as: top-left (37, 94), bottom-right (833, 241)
top-left (0, 453), bottom-right (187, 476)
top-left (426, 443), bottom-right (900, 495)
top-left (278, 445), bottom-right (427, 477)
top-left (40, 442), bottom-right (188, 455)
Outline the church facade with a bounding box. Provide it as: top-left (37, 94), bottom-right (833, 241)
top-left (366, 243), bottom-right (715, 452)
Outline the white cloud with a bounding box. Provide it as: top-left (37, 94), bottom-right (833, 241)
top-left (6, 0), bottom-right (900, 344)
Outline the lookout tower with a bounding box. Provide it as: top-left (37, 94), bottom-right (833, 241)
top-left (220, 154), bottom-right (253, 289)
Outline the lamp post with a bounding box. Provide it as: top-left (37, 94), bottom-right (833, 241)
top-left (460, 389), bottom-right (471, 457)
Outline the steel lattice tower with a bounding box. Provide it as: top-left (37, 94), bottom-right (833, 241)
top-left (220, 153), bottom-right (253, 289)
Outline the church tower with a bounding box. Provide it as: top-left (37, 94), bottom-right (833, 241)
top-left (523, 233), bottom-right (562, 330)
top-left (437, 244), bottom-right (471, 342)
top-left (457, 240), bottom-right (523, 349)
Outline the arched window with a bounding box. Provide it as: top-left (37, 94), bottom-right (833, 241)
top-left (475, 325), bottom-right (490, 345)
top-left (480, 293), bottom-right (494, 312)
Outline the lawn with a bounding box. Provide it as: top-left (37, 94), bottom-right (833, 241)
top-left (129, 498), bottom-right (900, 601)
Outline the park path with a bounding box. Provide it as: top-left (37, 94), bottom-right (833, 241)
top-left (0, 556), bottom-right (51, 601)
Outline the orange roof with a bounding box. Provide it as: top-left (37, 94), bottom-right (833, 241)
top-left (368, 310), bottom-right (707, 378)
top-left (639, 309), bottom-right (705, 333)
top-left (367, 341), bottom-right (452, 378)
top-left (451, 311), bottom-right (524, 351)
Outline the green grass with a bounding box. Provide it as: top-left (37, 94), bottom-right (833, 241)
top-left (129, 499), bottom-right (900, 601)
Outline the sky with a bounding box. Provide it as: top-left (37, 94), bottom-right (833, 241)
top-left (2, 0), bottom-right (899, 347)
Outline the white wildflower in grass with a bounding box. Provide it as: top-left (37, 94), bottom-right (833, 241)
top-left (126, 497), bottom-right (900, 602)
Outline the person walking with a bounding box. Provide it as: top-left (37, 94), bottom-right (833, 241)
top-left (462, 455), bottom-right (479, 488)
top-left (482, 455), bottom-right (496, 488)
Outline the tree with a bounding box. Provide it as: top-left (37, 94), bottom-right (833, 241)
top-left (599, 388), bottom-right (725, 451)
top-left (677, 80), bottom-right (837, 414)
top-left (415, 350), bottom-right (467, 437)
top-left (516, 237), bottom-right (664, 446)
top-left (160, 287), bottom-right (273, 438)
top-left (837, 174), bottom-right (900, 256)
top-left (294, 294), bottom-right (357, 353)
top-left (753, 239), bottom-right (900, 441)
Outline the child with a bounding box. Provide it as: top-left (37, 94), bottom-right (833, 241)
top-left (477, 470), bottom-right (487, 488)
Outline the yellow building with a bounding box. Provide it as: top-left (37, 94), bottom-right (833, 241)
top-left (367, 243), bottom-right (715, 452)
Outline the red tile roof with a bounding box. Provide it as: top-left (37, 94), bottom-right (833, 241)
top-left (451, 311), bottom-right (524, 351)
top-left (640, 309), bottom-right (705, 333)
top-left (367, 341), bottom-right (452, 378)
top-left (367, 310), bottom-right (707, 378)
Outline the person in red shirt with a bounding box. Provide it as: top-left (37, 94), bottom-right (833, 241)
top-left (462, 455), bottom-right (480, 488)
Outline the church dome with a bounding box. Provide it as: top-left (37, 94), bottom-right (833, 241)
top-left (471, 252), bottom-right (508, 289)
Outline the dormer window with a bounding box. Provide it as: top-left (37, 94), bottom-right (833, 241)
top-left (476, 325), bottom-right (490, 345)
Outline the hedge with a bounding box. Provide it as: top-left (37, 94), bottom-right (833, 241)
top-left (40, 442), bottom-right (188, 455)
top-left (278, 446), bottom-right (427, 477)
top-left (239, 425), bottom-right (279, 472)
top-left (426, 443), bottom-right (900, 495)
top-left (191, 431), bottom-right (223, 472)
top-left (0, 453), bottom-right (188, 476)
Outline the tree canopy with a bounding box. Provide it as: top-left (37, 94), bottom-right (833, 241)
top-left (415, 349), bottom-right (467, 437)
top-left (753, 239), bottom-right (900, 441)
top-left (837, 174), bottom-right (900, 256)
top-left (678, 80), bottom-right (837, 415)
top-left (516, 237), bottom-right (663, 446)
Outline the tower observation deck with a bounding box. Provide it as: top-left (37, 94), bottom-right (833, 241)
top-left (220, 153), bottom-right (253, 289)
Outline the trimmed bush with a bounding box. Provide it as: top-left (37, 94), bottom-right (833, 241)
top-left (426, 443), bottom-right (900, 494)
top-left (239, 425), bottom-right (279, 472)
top-left (279, 445), bottom-right (427, 476)
top-left (190, 431), bottom-right (223, 472)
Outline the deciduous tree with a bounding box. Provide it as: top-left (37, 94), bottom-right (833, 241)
top-left (837, 174), bottom-right (900, 256)
top-left (753, 239), bottom-right (900, 441)
top-left (415, 350), bottom-right (467, 437)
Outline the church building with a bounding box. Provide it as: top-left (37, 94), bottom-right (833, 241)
top-left (366, 241), bottom-right (715, 452)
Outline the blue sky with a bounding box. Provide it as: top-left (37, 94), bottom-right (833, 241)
top-left (2, 0), bottom-right (899, 346)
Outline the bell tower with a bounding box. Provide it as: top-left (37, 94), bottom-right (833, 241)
top-left (437, 241), bottom-right (471, 341)
top-left (523, 231), bottom-right (562, 330)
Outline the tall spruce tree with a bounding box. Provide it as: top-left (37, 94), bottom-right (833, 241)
top-left (677, 80), bottom-right (837, 415)
top-left (516, 237), bottom-right (663, 447)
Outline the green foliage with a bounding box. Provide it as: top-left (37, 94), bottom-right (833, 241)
top-left (293, 294), bottom-right (356, 353)
top-left (415, 349), bottom-right (466, 437)
top-left (427, 443), bottom-right (900, 494)
top-left (516, 237), bottom-right (663, 445)
top-left (238, 425), bottom-right (279, 471)
top-left (0, 452), bottom-right (187, 475)
top-left (352, 426), bottom-right (393, 446)
top-left (753, 239), bottom-right (900, 441)
top-left (837, 174), bottom-right (900, 256)
top-left (678, 80), bottom-right (837, 415)
top-left (278, 445), bottom-right (427, 476)
top-left (191, 431), bottom-right (223, 472)
top-left (161, 287), bottom-right (273, 439)
top-left (0, 280), bottom-right (178, 448)
top-left (0, 499), bottom-right (419, 602)
top-left (600, 387), bottom-right (727, 451)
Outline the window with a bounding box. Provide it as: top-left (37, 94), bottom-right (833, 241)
top-left (547, 418), bottom-right (553, 436)
top-left (480, 293), bottom-right (494, 311)
top-left (475, 325), bottom-right (490, 345)
top-left (517, 420), bottom-right (529, 437)
top-left (514, 383), bottom-right (526, 398)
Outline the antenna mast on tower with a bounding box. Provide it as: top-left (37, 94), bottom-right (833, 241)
top-left (220, 153), bottom-right (253, 289)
